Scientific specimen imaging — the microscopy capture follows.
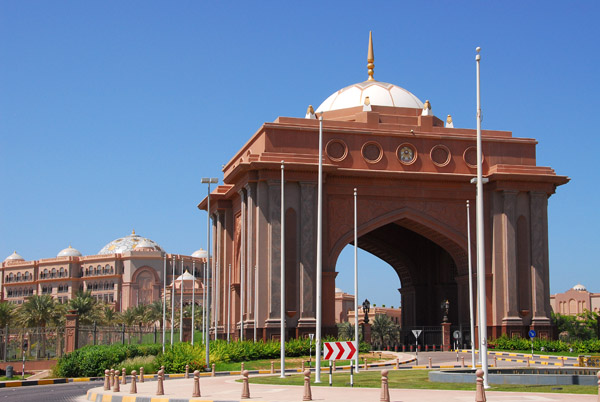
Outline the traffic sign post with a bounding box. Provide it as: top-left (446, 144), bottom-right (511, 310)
top-left (412, 330), bottom-right (422, 365)
top-left (528, 330), bottom-right (536, 357)
top-left (453, 330), bottom-right (461, 361)
top-left (323, 341), bottom-right (357, 361)
top-left (309, 334), bottom-right (314, 368)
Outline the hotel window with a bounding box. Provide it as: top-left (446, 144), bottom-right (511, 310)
top-left (51, 268), bottom-right (57, 278)
top-left (8, 273), bottom-right (14, 282)
top-left (17, 272), bottom-right (22, 282)
top-left (59, 267), bottom-right (65, 277)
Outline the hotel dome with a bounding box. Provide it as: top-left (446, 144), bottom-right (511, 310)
top-left (98, 230), bottom-right (164, 255)
top-left (57, 245), bottom-right (82, 257)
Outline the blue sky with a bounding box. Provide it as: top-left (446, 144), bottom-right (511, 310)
top-left (1, 1), bottom-right (598, 308)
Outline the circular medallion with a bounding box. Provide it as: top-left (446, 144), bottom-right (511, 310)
top-left (396, 143), bottom-right (417, 165)
top-left (361, 141), bottom-right (383, 164)
top-left (430, 144), bottom-right (451, 167)
top-left (325, 139), bottom-right (348, 162)
top-left (463, 146), bottom-right (483, 168)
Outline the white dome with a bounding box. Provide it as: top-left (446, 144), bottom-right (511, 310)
top-left (316, 80), bottom-right (423, 113)
top-left (192, 249), bottom-right (208, 258)
top-left (4, 251), bottom-right (24, 262)
top-left (335, 287), bottom-right (343, 293)
top-left (98, 230), bottom-right (164, 255)
top-left (176, 271), bottom-right (196, 281)
top-left (573, 284), bottom-right (587, 291)
top-left (57, 245), bottom-right (82, 257)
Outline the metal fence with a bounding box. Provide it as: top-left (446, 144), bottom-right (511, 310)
top-left (0, 326), bottom-right (65, 361)
top-left (77, 324), bottom-right (163, 348)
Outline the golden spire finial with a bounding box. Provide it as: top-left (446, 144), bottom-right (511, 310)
top-left (367, 31), bottom-right (375, 81)
top-left (132, 229), bottom-right (136, 235)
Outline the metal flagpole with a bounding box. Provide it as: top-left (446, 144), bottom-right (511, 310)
top-left (180, 259), bottom-right (184, 342)
top-left (227, 263), bottom-right (231, 342)
top-left (280, 161), bottom-right (286, 378)
top-left (162, 255), bottom-right (166, 353)
top-left (192, 261), bottom-right (196, 346)
top-left (353, 188), bottom-right (359, 372)
top-left (171, 256), bottom-right (175, 345)
top-left (254, 265), bottom-right (258, 342)
top-left (201, 177), bottom-right (218, 368)
top-left (240, 192), bottom-right (245, 341)
top-left (315, 113), bottom-right (324, 383)
top-left (475, 46), bottom-right (489, 387)
top-left (466, 200), bottom-right (476, 369)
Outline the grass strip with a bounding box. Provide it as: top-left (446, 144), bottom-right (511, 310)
top-left (248, 369), bottom-right (597, 394)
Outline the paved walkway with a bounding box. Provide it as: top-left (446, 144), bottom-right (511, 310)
top-left (82, 371), bottom-right (597, 402)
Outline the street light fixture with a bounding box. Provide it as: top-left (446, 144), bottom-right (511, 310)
top-left (362, 299), bottom-right (371, 325)
top-left (201, 177), bottom-right (218, 369)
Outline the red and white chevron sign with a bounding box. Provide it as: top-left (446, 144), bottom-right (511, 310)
top-left (323, 341), bottom-right (357, 360)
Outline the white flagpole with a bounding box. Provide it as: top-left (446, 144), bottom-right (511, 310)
top-left (162, 255), bottom-right (166, 352)
top-left (475, 46), bottom-right (489, 387)
top-left (192, 261), bottom-right (196, 346)
top-left (180, 259), bottom-right (184, 342)
top-left (466, 201), bottom-right (475, 369)
top-left (280, 160), bottom-right (286, 378)
top-left (315, 114), bottom-right (324, 383)
top-left (353, 188), bottom-right (359, 372)
top-left (171, 256), bottom-right (175, 345)
top-left (227, 263), bottom-right (231, 342)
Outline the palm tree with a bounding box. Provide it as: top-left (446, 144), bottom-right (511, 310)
top-left (371, 314), bottom-right (395, 349)
top-left (0, 302), bottom-right (14, 328)
top-left (337, 321), bottom-right (355, 340)
top-left (17, 295), bottom-right (56, 357)
top-left (69, 291), bottom-right (98, 325)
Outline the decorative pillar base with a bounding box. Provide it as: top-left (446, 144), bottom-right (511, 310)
top-left (441, 322), bottom-right (451, 352)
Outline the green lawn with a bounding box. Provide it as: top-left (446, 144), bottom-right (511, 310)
top-left (215, 353), bottom-right (391, 372)
top-left (248, 369), bottom-right (597, 394)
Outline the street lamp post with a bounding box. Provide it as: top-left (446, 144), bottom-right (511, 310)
top-left (201, 177), bottom-right (218, 369)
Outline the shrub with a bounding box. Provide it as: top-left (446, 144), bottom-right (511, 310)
top-left (54, 343), bottom-right (161, 378)
top-left (120, 355), bottom-right (159, 374)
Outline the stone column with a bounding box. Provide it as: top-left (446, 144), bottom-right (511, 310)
top-left (266, 180), bottom-right (282, 328)
top-left (297, 182), bottom-right (316, 329)
top-left (182, 317), bottom-right (192, 342)
top-left (530, 192), bottom-right (551, 328)
top-left (255, 181), bottom-right (269, 338)
top-left (65, 310), bottom-right (79, 354)
top-left (441, 322), bottom-right (451, 351)
top-left (245, 183), bottom-right (255, 329)
top-left (502, 190), bottom-right (521, 325)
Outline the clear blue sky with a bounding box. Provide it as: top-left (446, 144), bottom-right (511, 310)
top-left (1, 1), bottom-right (598, 308)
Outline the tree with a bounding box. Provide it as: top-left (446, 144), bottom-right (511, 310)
top-left (0, 302), bottom-right (15, 328)
top-left (17, 295), bottom-right (57, 357)
top-left (371, 314), bottom-right (396, 348)
top-left (337, 321), bottom-right (355, 340)
top-left (69, 291), bottom-right (99, 325)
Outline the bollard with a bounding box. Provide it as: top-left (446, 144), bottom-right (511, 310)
top-left (561, 356), bottom-right (565, 367)
top-left (122, 368), bottom-right (126, 385)
top-left (130, 370), bottom-right (137, 394)
top-left (303, 369), bottom-right (312, 401)
top-left (241, 362), bottom-right (245, 372)
top-left (185, 364), bottom-right (189, 379)
top-left (113, 372), bottom-right (120, 392)
top-left (527, 356), bottom-right (530, 367)
top-left (433, 344), bottom-right (436, 352)
top-left (494, 355), bottom-right (497, 367)
top-left (104, 369), bottom-right (110, 391)
top-left (140, 366), bottom-right (144, 382)
top-left (156, 369), bottom-right (164, 396)
top-left (425, 344), bottom-right (428, 352)
top-left (380, 369), bottom-right (390, 402)
top-left (461, 356), bottom-right (465, 368)
top-left (192, 370), bottom-right (201, 397)
top-left (301, 360), bottom-right (305, 372)
top-left (428, 357), bottom-right (432, 369)
top-left (110, 369), bottom-right (115, 387)
top-left (212, 363), bottom-right (215, 377)
top-left (402, 345), bottom-right (405, 352)
top-left (161, 365), bottom-right (165, 372)
top-left (395, 358), bottom-right (399, 370)
top-left (332, 360), bottom-right (336, 372)
top-left (475, 369), bottom-right (486, 402)
top-left (364, 358), bottom-right (368, 370)
top-left (270, 361), bottom-right (275, 374)
top-left (241, 370), bottom-right (250, 399)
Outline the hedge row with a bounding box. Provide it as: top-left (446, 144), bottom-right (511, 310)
top-left (489, 335), bottom-right (600, 353)
top-left (55, 338), bottom-right (371, 377)
top-left (54, 343), bottom-right (162, 378)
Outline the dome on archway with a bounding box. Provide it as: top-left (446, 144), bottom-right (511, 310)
top-left (98, 230), bottom-right (164, 255)
top-left (572, 284), bottom-right (587, 291)
top-left (315, 32), bottom-right (423, 113)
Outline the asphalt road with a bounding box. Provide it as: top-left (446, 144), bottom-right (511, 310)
top-left (0, 381), bottom-right (98, 402)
